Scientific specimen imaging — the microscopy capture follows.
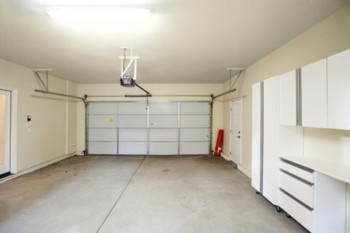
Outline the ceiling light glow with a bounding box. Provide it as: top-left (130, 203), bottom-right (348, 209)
top-left (46, 6), bottom-right (151, 23)
top-left (45, 5), bottom-right (157, 33)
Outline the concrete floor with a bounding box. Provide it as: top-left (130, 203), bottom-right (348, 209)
top-left (0, 155), bottom-right (307, 233)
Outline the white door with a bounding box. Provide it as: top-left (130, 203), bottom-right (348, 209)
top-left (0, 90), bottom-right (11, 175)
top-left (230, 99), bottom-right (242, 164)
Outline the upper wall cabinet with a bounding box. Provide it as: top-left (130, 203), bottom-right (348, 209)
top-left (301, 59), bottom-right (327, 128)
top-left (279, 70), bottom-right (298, 126)
top-left (328, 49), bottom-right (350, 130)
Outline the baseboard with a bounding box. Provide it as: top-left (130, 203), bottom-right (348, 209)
top-left (220, 152), bottom-right (231, 161)
top-left (0, 152), bottom-right (77, 184)
top-left (237, 164), bottom-right (251, 178)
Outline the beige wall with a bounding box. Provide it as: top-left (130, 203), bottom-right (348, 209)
top-left (76, 83), bottom-right (224, 153)
top-left (220, 5), bottom-right (350, 176)
top-left (0, 59), bottom-right (78, 173)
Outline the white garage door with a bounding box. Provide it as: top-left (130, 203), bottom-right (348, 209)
top-left (87, 101), bottom-right (211, 155)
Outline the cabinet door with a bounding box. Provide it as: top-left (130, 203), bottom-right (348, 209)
top-left (251, 82), bottom-right (262, 192)
top-left (301, 59), bottom-right (327, 128)
top-left (328, 49), bottom-right (350, 130)
top-left (263, 77), bottom-right (279, 205)
top-left (279, 70), bottom-right (297, 126)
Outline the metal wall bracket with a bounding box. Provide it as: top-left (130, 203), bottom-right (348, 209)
top-left (33, 69), bottom-right (52, 91)
top-left (227, 68), bottom-right (245, 90)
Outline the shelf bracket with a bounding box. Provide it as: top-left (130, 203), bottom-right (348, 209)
top-left (33, 69), bottom-right (52, 91)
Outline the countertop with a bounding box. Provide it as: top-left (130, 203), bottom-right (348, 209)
top-left (280, 154), bottom-right (350, 184)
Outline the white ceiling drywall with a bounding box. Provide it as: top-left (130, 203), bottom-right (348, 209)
top-left (0, 0), bottom-right (348, 83)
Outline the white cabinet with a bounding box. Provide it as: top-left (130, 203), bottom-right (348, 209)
top-left (278, 158), bottom-right (347, 233)
top-left (278, 48), bottom-right (350, 130)
top-left (251, 77), bottom-right (279, 205)
top-left (262, 77), bottom-right (279, 204)
top-left (251, 82), bottom-right (262, 192)
top-left (327, 49), bottom-right (350, 130)
top-left (301, 59), bottom-right (328, 128)
top-left (279, 70), bottom-right (298, 126)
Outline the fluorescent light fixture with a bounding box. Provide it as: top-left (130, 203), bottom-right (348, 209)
top-left (46, 6), bottom-right (151, 23)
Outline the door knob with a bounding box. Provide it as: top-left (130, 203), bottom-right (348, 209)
top-left (237, 136), bottom-right (241, 138)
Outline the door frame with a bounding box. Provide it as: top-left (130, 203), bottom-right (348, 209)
top-left (229, 99), bottom-right (242, 164)
top-left (0, 86), bottom-right (17, 174)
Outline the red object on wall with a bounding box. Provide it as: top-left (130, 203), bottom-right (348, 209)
top-left (214, 129), bottom-right (224, 156)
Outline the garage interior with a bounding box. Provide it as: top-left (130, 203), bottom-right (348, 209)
top-left (1, 1), bottom-right (350, 232)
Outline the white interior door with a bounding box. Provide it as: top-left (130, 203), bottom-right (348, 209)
top-left (230, 99), bottom-right (242, 164)
top-left (0, 90), bottom-right (11, 175)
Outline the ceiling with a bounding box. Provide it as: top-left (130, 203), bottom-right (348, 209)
top-left (0, 0), bottom-right (348, 84)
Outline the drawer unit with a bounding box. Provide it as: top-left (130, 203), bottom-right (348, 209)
top-left (279, 171), bottom-right (314, 208)
top-left (279, 190), bottom-right (313, 232)
top-left (278, 157), bottom-right (347, 233)
top-left (278, 158), bottom-right (315, 231)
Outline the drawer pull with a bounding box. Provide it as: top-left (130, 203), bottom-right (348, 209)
top-left (280, 169), bottom-right (314, 186)
top-left (280, 188), bottom-right (314, 211)
top-left (280, 158), bottom-right (314, 173)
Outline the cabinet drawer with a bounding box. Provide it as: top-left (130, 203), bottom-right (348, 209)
top-left (279, 190), bottom-right (313, 232)
top-left (280, 159), bottom-right (314, 183)
top-left (279, 171), bottom-right (314, 208)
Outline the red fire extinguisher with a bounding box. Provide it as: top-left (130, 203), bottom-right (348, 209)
top-left (214, 129), bottom-right (224, 156)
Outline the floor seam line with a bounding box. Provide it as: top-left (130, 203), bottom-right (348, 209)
top-left (96, 156), bottom-right (147, 233)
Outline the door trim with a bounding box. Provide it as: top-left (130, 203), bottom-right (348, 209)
top-left (0, 86), bottom-right (17, 174)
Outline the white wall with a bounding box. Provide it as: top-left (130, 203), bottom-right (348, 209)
top-left (76, 83), bottom-right (224, 153)
top-left (220, 4), bottom-right (350, 176)
top-left (0, 59), bottom-right (79, 173)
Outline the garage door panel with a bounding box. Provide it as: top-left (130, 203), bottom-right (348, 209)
top-left (88, 129), bottom-right (117, 141)
top-left (180, 142), bottom-right (210, 154)
top-left (150, 115), bottom-right (178, 128)
top-left (149, 102), bottom-right (178, 114)
top-left (149, 129), bottom-right (178, 141)
top-left (119, 142), bottom-right (148, 155)
top-left (88, 115), bottom-right (118, 128)
top-left (119, 115), bottom-right (147, 128)
top-left (180, 128), bottom-right (210, 142)
top-left (88, 103), bottom-right (118, 115)
top-left (89, 142), bottom-right (117, 155)
top-left (119, 129), bottom-right (148, 142)
top-left (119, 102), bottom-right (148, 114)
top-left (149, 142), bottom-right (178, 155)
top-left (180, 102), bottom-right (210, 114)
top-left (180, 115), bottom-right (210, 128)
